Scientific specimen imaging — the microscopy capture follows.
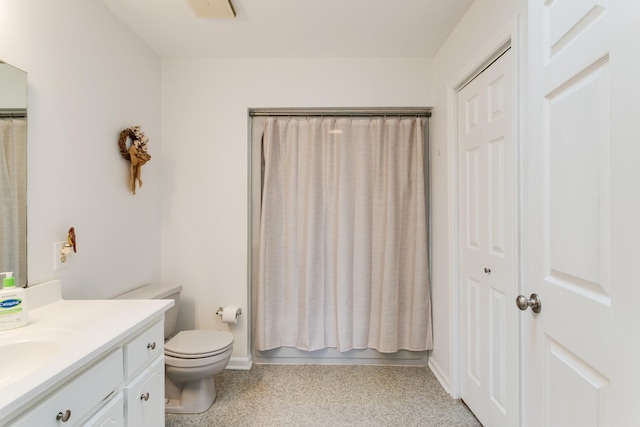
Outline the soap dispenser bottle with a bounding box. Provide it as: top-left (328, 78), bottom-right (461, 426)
top-left (0, 272), bottom-right (28, 330)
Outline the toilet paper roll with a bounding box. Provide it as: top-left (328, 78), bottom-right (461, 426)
top-left (222, 306), bottom-right (240, 324)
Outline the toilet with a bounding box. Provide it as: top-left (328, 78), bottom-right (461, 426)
top-left (116, 283), bottom-right (234, 414)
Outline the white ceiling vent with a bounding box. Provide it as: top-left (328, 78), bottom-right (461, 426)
top-left (188, 0), bottom-right (236, 18)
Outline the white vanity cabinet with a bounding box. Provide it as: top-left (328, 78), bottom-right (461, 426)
top-left (0, 282), bottom-right (172, 426)
top-left (5, 318), bottom-right (167, 427)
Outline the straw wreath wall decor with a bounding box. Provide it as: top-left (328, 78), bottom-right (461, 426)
top-left (118, 126), bottom-right (151, 194)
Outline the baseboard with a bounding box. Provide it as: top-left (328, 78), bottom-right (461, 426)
top-left (253, 347), bottom-right (429, 366)
top-left (226, 356), bottom-right (253, 370)
top-left (428, 358), bottom-right (451, 395)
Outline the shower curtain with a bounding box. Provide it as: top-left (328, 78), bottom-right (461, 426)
top-left (255, 116), bottom-right (432, 353)
top-left (0, 118), bottom-right (27, 286)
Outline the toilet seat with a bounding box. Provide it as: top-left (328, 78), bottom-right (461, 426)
top-left (165, 330), bottom-right (234, 359)
top-left (165, 346), bottom-right (233, 369)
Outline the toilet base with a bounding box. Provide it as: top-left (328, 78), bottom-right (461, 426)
top-left (165, 377), bottom-right (217, 414)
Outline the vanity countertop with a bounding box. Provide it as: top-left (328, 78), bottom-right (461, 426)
top-left (0, 280), bottom-right (172, 422)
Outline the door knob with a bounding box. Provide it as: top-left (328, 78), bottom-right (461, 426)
top-left (516, 293), bottom-right (542, 313)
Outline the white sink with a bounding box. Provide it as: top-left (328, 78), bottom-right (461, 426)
top-left (0, 329), bottom-right (72, 388)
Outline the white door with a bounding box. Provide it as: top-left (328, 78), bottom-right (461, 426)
top-left (524, 0), bottom-right (640, 425)
top-left (458, 48), bottom-right (517, 427)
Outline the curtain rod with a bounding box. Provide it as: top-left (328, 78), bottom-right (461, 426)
top-left (0, 109), bottom-right (26, 118)
top-left (249, 108), bottom-right (431, 118)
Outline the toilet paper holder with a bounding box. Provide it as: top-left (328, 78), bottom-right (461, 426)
top-left (216, 307), bottom-right (242, 317)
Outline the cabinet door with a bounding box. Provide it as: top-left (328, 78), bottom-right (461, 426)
top-left (125, 356), bottom-right (164, 427)
top-left (83, 393), bottom-right (123, 427)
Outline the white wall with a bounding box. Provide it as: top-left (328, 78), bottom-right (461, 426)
top-left (0, 0), bottom-right (162, 299)
top-left (429, 0), bottom-right (525, 393)
top-left (0, 0), bottom-right (528, 387)
top-left (161, 57), bottom-right (433, 363)
top-left (0, 63), bottom-right (27, 108)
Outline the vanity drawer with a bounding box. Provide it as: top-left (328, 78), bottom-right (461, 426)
top-left (124, 320), bottom-right (164, 380)
top-left (9, 349), bottom-right (123, 427)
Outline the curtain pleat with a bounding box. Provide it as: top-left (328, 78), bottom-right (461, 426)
top-left (256, 117), bottom-right (432, 353)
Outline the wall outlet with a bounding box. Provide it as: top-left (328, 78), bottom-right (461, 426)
top-left (53, 241), bottom-right (72, 271)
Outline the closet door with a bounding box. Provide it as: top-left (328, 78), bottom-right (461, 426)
top-left (458, 48), bottom-right (517, 427)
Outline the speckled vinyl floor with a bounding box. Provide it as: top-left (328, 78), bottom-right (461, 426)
top-left (165, 364), bottom-right (481, 427)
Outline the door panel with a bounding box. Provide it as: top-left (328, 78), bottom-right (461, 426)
top-left (467, 277), bottom-right (481, 384)
top-left (465, 147), bottom-right (481, 250)
top-left (525, 0), bottom-right (640, 425)
top-left (488, 136), bottom-right (506, 255)
top-left (489, 287), bottom-right (506, 411)
top-left (459, 48), bottom-right (516, 427)
top-left (546, 58), bottom-right (610, 300)
top-left (545, 337), bottom-right (610, 427)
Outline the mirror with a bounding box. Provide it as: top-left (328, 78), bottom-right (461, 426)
top-left (0, 61), bottom-right (27, 287)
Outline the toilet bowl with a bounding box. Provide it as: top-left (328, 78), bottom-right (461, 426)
top-left (115, 283), bottom-right (234, 414)
top-left (164, 329), bottom-right (234, 413)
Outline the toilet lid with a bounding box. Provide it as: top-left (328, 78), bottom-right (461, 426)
top-left (165, 330), bottom-right (234, 357)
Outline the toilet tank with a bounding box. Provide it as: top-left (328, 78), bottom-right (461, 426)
top-left (115, 283), bottom-right (182, 339)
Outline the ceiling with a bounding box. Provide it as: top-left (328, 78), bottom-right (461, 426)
top-left (101, 0), bottom-right (475, 59)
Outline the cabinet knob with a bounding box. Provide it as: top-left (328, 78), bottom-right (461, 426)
top-left (140, 392), bottom-right (150, 401)
top-left (147, 342), bottom-right (156, 350)
top-left (56, 409), bottom-right (71, 422)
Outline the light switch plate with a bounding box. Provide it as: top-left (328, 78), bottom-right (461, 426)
top-left (53, 241), bottom-right (71, 271)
